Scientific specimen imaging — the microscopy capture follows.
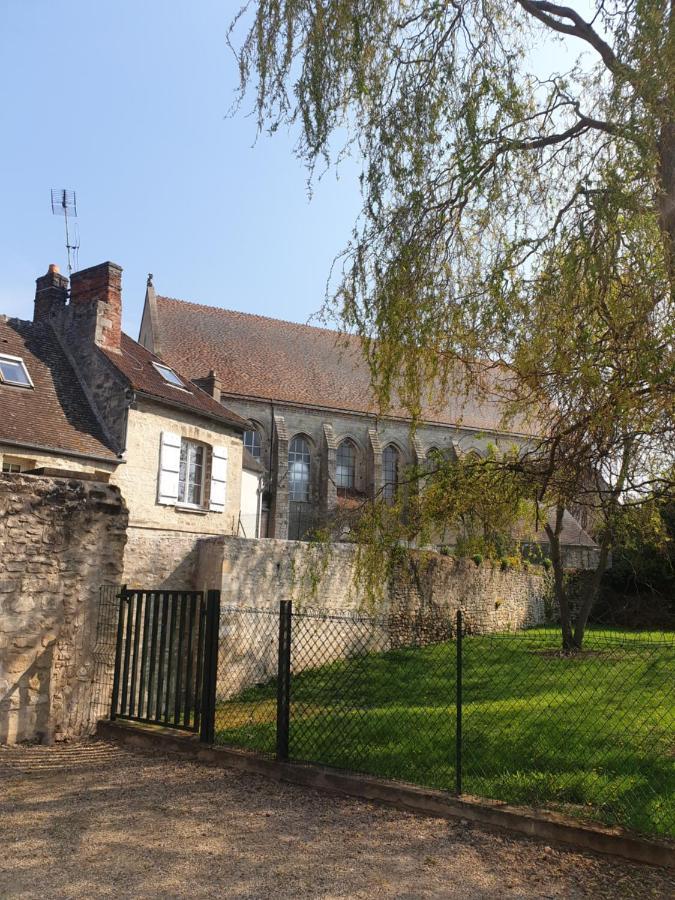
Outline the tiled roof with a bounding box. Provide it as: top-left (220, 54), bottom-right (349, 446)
top-left (153, 296), bottom-right (534, 435)
top-left (101, 334), bottom-right (247, 432)
top-left (0, 317), bottom-right (117, 461)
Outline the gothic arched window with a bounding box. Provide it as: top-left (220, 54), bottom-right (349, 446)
top-left (288, 435), bottom-right (311, 501)
top-left (383, 444), bottom-right (400, 501)
top-left (336, 440), bottom-right (356, 495)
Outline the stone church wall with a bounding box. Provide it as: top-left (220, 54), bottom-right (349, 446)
top-left (0, 473), bottom-right (127, 744)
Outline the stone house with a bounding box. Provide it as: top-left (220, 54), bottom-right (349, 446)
top-left (0, 262), bottom-right (263, 584)
top-left (139, 283), bottom-right (598, 566)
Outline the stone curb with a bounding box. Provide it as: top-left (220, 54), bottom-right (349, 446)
top-left (97, 719), bottom-right (674, 870)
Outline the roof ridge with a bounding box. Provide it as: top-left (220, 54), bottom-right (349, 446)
top-left (155, 294), bottom-right (359, 342)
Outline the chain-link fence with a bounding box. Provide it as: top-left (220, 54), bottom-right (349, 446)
top-left (90, 584), bottom-right (121, 726)
top-left (210, 604), bottom-right (674, 840)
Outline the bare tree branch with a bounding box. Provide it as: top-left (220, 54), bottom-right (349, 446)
top-left (515, 0), bottom-right (632, 79)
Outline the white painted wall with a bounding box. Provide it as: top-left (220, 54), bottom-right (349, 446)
top-left (239, 467), bottom-right (261, 538)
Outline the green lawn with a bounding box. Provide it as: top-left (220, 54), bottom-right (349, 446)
top-left (214, 628), bottom-right (675, 838)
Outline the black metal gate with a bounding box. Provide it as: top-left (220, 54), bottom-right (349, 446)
top-left (110, 587), bottom-right (220, 738)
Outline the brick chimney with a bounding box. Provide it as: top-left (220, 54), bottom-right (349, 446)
top-left (203, 369), bottom-right (222, 399)
top-left (68, 261), bottom-right (123, 353)
top-left (34, 264), bottom-right (68, 323)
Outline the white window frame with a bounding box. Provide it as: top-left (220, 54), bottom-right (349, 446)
top-left (151, 361), bottom-right (188, 391)
top-left (243, 427), bottom-right (262, 459)
top-left (0, 353), bottom-right (34, 389)
top-left (177, 438), bottom-right (207, 508)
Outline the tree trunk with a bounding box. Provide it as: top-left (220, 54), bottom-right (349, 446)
top-left (658, 120), bottom-right (675, 282)
top-left (545, 505), bottom-right (574, 650)
top-left (571, 532), bottom-right (612, 649)
top-left (658, 3), bottom-right (675, 281)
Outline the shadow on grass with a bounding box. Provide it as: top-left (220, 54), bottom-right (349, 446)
top-left (214, 628), bottom-right (675, 838)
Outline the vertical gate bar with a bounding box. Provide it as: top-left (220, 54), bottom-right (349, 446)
top-left (455, 608), bottom-right (463, 796)
top-left (276, 599), bottom-right (292, 761)
top-left (174, 593), bottom-right (187, 726)
top-left (183, 593), bottom-right (196, 728)
top-left (155, 592), bottom-right (169, 721)
top-left (146, 593), bottom-right (159, 718)
top-left (193, 594), bottom-right (206, 731)
top-left (164, 593), bottom-right (177, 723)
top-left (199, 589), bottom-right (220, 744)
top-left (128, 592), bottom-right (143, 718)
top-left (155, 591), bottom-right (169, 722)
top-left (119, 589), bottom-right (134, 716)
top-left (110, 585), bottom-right (127, 720)
top-left (138, 590), bottom-right (152, 719)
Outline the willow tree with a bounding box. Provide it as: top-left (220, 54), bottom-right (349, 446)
top-left (231, 1), bottom-right (675, 648)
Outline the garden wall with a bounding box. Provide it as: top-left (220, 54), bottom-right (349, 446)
top-left (198, 537), bottom-right (550, 696)
top-left (0, 473), bottom-right (127, 743)
top-left (198, 536), bottom-right (549, 630)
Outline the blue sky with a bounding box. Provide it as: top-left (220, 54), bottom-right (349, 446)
top-left (1, 2), bottom-right (587, 339)
top-left (0, 0), bottom-right (361, 337)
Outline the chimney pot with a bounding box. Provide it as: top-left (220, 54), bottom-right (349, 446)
top-left (34, 264), bottom-right (69, 323)
top-left (204, 369), bottom-right (222, 399)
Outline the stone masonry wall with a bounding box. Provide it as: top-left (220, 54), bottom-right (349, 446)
top-left (197, 537), bottom-right (549, 696)
top-left (0, 474), bottom-right (127, 743)
top-left (198, 536), bottom-right (548, 628)
top-left (122, 526), bottom-right (207, 589)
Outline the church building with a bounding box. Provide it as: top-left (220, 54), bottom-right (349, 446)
top-left (139, 279), bottom-right (597, 565)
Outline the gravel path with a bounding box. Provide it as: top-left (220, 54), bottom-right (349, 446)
top-left (0, 740), bottom-right (672, 899)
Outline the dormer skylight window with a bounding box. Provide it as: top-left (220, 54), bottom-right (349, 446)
top-left (152, 361), bottom-right (186, 389)
top-left (0, 354), bottom-right (33, 388)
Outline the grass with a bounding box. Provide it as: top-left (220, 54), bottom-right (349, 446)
top-left (213, 627), bottom-right (675, 838)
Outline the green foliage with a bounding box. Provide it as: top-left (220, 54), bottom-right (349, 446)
top-left (341, 448), bottom-right (537, 608)
top-left (597, 494), bottom-right (675, 626)
top-left (232, 0), bottom-right (675, 645)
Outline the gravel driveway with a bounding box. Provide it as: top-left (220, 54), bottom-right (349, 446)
top-left (0, 740), bottom-right (672, 899)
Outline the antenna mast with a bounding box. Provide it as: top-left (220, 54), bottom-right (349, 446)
top-left (50, 189), bottom-right (80, 274)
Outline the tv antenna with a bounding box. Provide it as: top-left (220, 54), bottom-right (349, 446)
top-left (50, 189), bottom-right (80, 274)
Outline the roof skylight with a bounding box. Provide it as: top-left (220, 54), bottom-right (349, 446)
top-left (0, 354), bottom-right (33, 388)
top-left (152, 361), bottom-right (186, 389)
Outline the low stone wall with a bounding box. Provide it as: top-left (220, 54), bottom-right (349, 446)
top-left (198, 537), bottom-right (550, 696)
top-left (122, 526), bottom-right (207, 589)
top-left (198, 536), bottom-right (549, 627)
top-left (0, 474), bottom-right (127, 743)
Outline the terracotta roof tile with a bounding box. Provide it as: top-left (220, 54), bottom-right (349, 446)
top-left (154, 296), bottom-right (533, 435)
top-left (101, 334), bottom-right (247, 432)
top-left (0, 317), bottom-right (117, 461)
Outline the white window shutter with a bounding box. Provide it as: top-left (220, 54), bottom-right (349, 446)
top-left (158, 431), bottom-right (181, 505)
top-left (209, 445), bottom-right (228, 512)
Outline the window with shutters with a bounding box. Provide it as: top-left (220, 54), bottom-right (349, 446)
top-left (178, 439), bottom-right (205, 507)
top-left (157, 431), bottom-right (228, 513)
